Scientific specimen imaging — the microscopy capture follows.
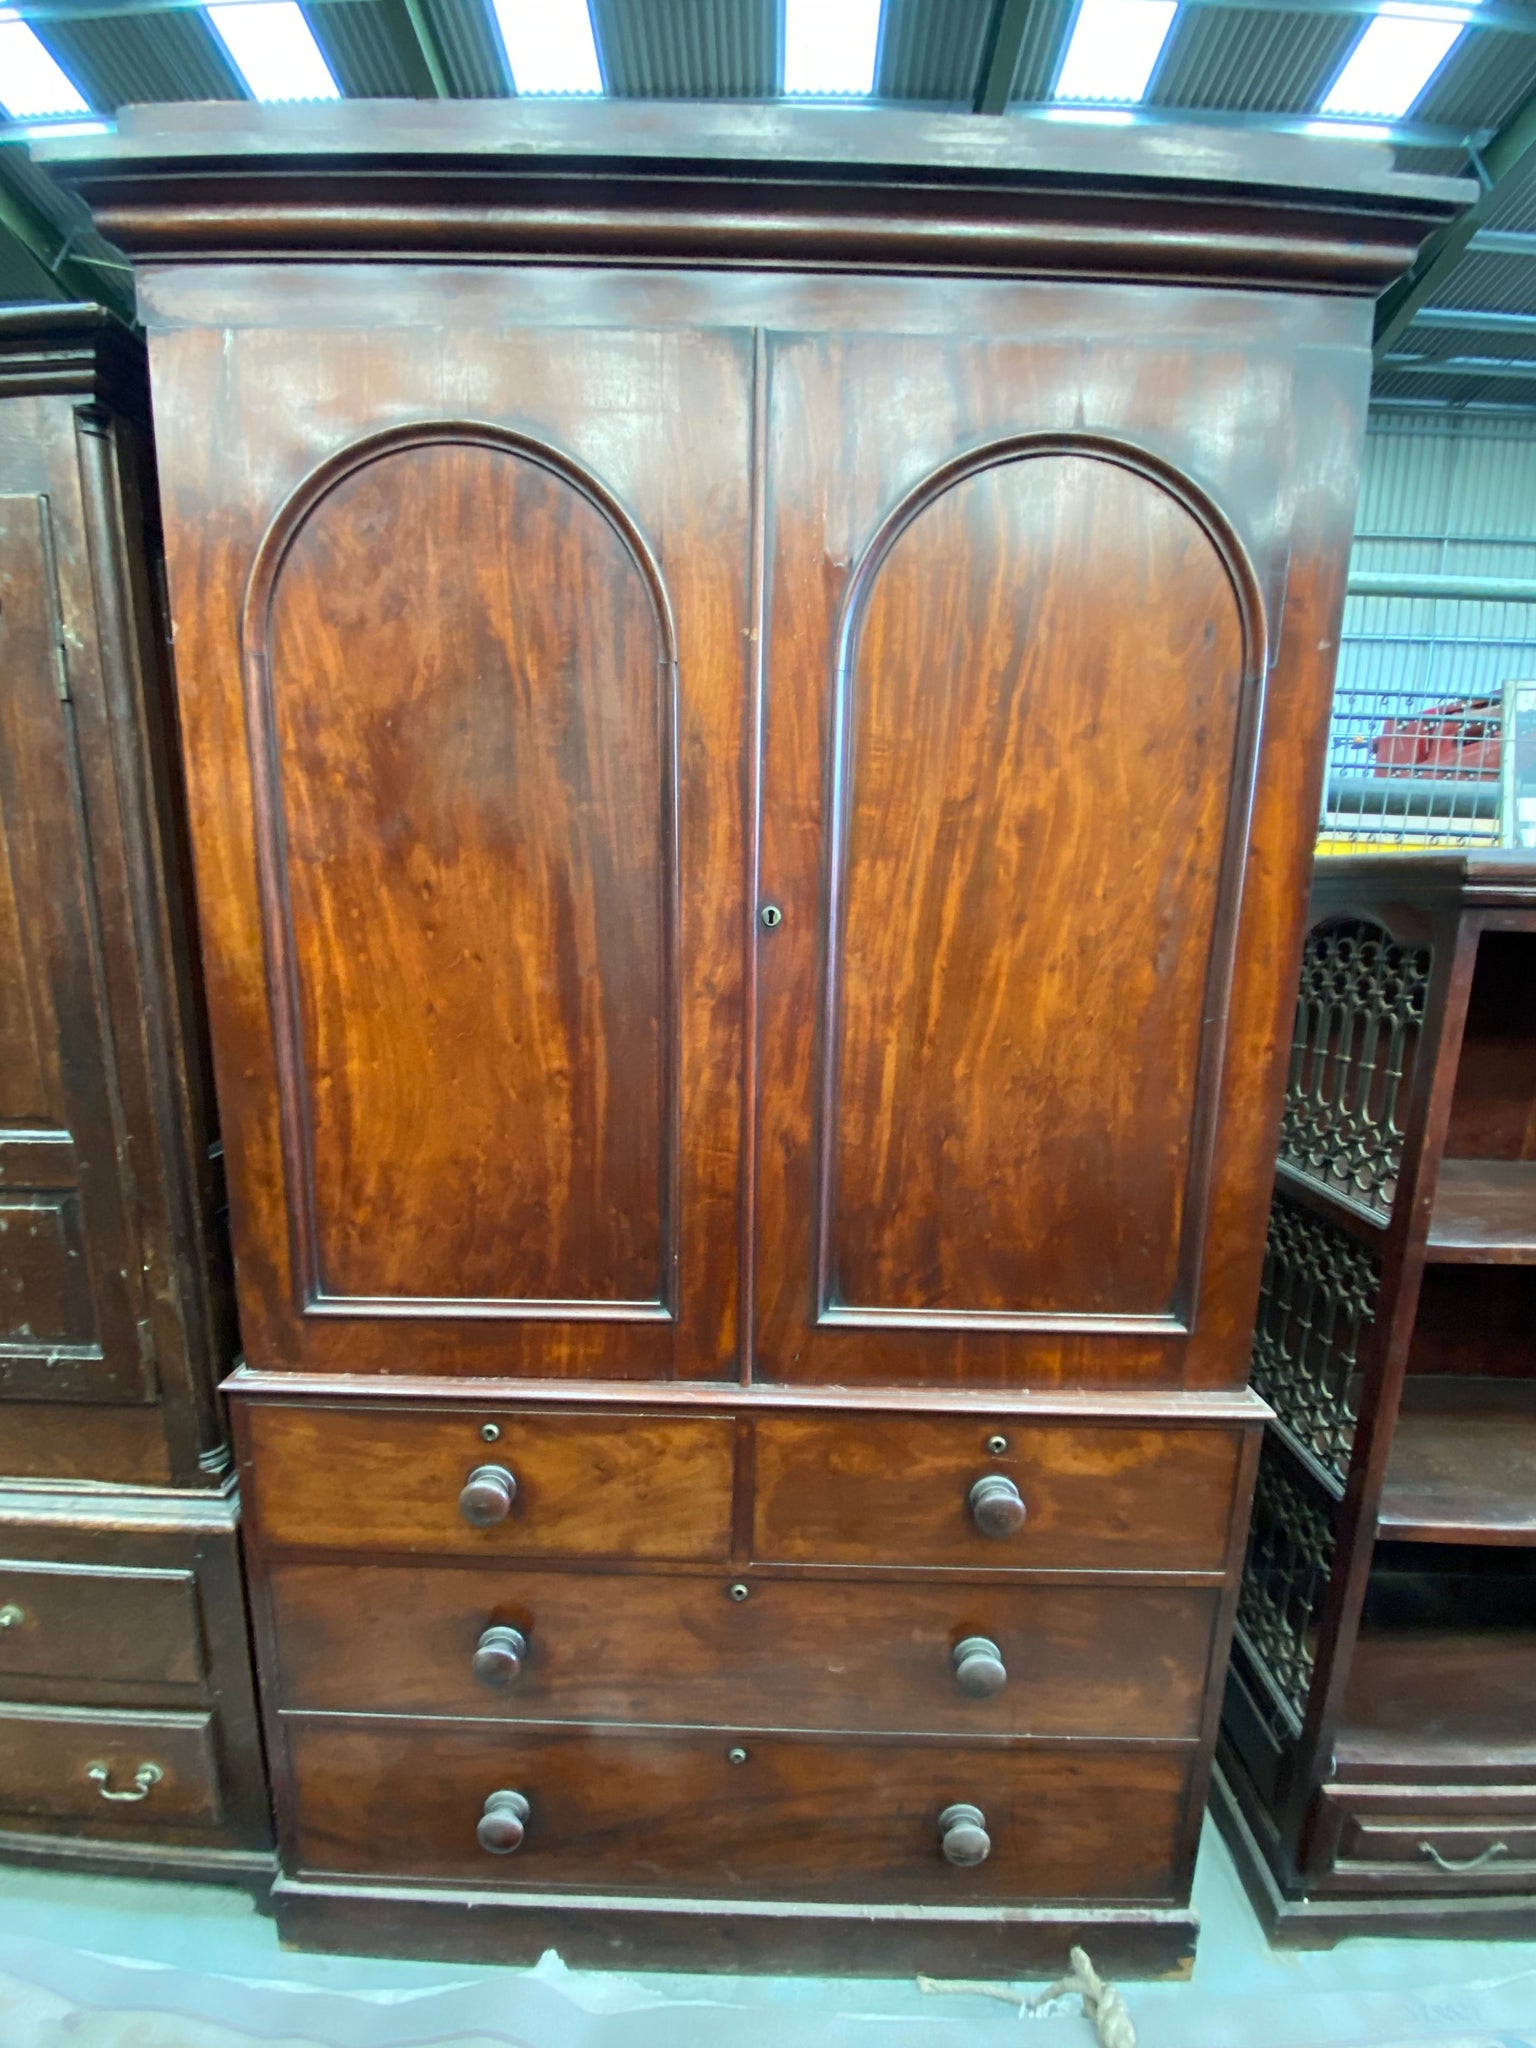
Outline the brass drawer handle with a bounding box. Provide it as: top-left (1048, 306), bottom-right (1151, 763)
top-left (952, 1636), bottom-right (1008, 1696)
top-left (472, 1625), bottom-right (527, 1687)
top-left (1418, 1838), bottom-right (1509, 1874)
top-left (969, 1474), bottom-right (1026, 1538)
top-left (459, 1464), bottom-right (518, 1528)
top-left (938, 1801), bottom-right (991, 1866)
top-left (0, 1603), bottom-right (24, 1632)
top-left (86, 1762), bottom-right (163, 1804)
top-left (477, 1788), bottom-right (530, 1854)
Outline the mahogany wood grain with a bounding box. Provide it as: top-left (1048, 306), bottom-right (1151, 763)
top-left (0, 1702), bottom-right (220, 1827)
top-left (1425, 1160), bottom-right (1536, 1263)
top-left (267, 1561), bottom-right (1218, 1738)
top-left (244, 1402), bottom-right (736, 1560)
top-left (1314, 1781), bottom-right (1536, 1892)
top-left (0, 1559), bottom-right (202, 1689)
top-left (286, 1716), bottom-right (1192, 1903)
top-left (1444, 930), bottom-right (1536, 1161)
top-left (1378, 1378), bottom-right (1536, 1545)
top-left (751, 1415), bottom-right (1243, 1570)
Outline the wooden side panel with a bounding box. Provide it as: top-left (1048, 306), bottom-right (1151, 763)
top-left (261, 433), bottom-right (671, 1312)
top-left (829, 451), bottom-right (1245, 1320)
top-left (0, 493), bottom-right (147, 1409)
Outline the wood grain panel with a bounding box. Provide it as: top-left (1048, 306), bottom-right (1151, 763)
top-left (0, 1559), bottom-right (202, 1688)
top-left (826, 448), bottom-right (1246, 1320)
top-left (287, 1716), bottom-right (1192, 1902)
top-left (244, 1401), bottom-right (735, 1561)
top-left (752, 1414), bottom-right (1243, 1571)
top-left (0, 1703), bottom-right (220, 1826)
top-left (0, 1194), bottom-right (95, 1345)
top-left (257, 427), bottom-right (673, 1313)
top-left (269, 1561), bottom-right (1217, 1738)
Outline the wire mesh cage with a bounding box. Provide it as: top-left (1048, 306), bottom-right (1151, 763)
top-left (1320, 680), bottom-right (1503, 849)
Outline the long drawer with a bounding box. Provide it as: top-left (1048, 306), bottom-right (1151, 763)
top-left (268, 1562), bottom-right (1220, 1737)
top-left (0, 1702), bottom-right (222, 1826)
top-left (0, 1559), bottom-right (204, 1691)
top-left (752, 1415), bottom-right (1244, 1571)
top-left (286, 1716), bottom-right (1192, 1902)
top-left (244, 1404), bottom-right (736, 1561)
top-left (1317, 1781), bottom-right (1536, 1892)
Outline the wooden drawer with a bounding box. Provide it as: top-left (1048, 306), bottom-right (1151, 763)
top-left (245, 1404), bottom-right (736, 1562)
top-left (287, 1717), bottom-right (1191, 1902)
top-left (0, 1703), bottom-right (222, 1826)
top-left (0, 1559), bottom-right (203, 1690)
top-left (752, 1416), bottom-right (1243, 1572)
top-left (1318, 1782), bottom-right (1536, 1891)
top-left (269, 1562), bottom-right (1219, 1738)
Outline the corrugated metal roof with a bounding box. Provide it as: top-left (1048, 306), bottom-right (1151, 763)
top-left (1425, 247), bottom-right (1536, 317)
top-left (413, 0), bottom-right (510, 97)
top-left (1008, 0), bottom-right (1076, 104)
top-left (308, 0), bottom-right (434, 98)
top-left (875, 0), bottom-right (992, 104)
top-left (591, 0), bottom-right (777, 98)
top-left (1413, 26), bottom-right (1536, 135)
top-left (1149, 8), bottom-right (1355, 114)
top-left (38, 8), bottom-right (246, 110)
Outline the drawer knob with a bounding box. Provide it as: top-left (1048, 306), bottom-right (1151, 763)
top-left (0, 1603), bottom-right (24, 1632)
top-left (460, 1464), bottom-right (517, 1527)
top-left (472, 1625), bottom-right (528, 1687)
top-left (86, 1761), bottom-right (163, 1804)
top-left (938, 1801), bottom-right (991, 1867)
top-left (969, 1474), bottom-right (1026, 1538)
top-left (952, 1636), bottom-right (1008, 1697)
top-left (477, 1788), bottom-right (530, 1854)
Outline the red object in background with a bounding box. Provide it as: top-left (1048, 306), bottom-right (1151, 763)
top-left (1372, 696), bottom-right (1502, 778)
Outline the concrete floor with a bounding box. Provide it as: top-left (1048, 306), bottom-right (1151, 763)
top-left (1, 1819), bottom-right (1535, 2046)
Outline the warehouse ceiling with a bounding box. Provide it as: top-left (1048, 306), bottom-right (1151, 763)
top-left (4, 0), bottom-right (1536, 405)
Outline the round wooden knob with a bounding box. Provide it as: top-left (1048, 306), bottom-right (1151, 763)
top-left (476, 1788), bottom-right (530, 1854)
top-left (952, 1636), bottom-right (1008, 1697)
top-left (939, 1801), bottom-right (991, 1866)
top-left (969, 1474), bottom-right (1025, 1538)
top-left (472, 1625), bottom-right (527, 1687)
top-left (459, 1464), bottom-right (517, 1527)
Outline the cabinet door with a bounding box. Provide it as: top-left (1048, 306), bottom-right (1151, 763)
top-left (0, 495), bottom-right (150, 1405)
top-left (753, 305), bottom-right (1365, 1389)
top-left (150, 293), bottom-right (752, 1378)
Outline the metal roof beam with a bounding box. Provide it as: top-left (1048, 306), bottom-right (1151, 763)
top-left (1376, 86), bottom-right (1536, 357)
top-left (974, 0), bottom-right (1034, 115)
top-left (0, 146), bottom-right (133, 321)
top-left (1412, 305), bottom-right (1536, 331)
top-left (1380, 352), bottom-right (1536, 380)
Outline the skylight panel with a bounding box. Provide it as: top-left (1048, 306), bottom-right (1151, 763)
top-left (1321, 5), bottom-right (1469, 121)
top-left (1053, 0), bottom-right (1177, 104)
top-left (783, 0), bottom-right (882, 97)
top-left (489, 0), bottom-right (602, 95)
top-left (204, 2), bottom-right (341, 103)
top-left (0, 11), bottom-right (89, 119)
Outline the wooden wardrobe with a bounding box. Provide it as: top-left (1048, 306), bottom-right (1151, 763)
top-left (0, 305), bottom-right (269, 1884)
top-left (51, 103), bottom-right (1463, 1971)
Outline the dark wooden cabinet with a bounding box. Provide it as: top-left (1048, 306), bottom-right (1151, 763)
top-left (1217, 854), bottom-right (1536, 1943)
top-left (0, 307), bottom-right (270, 1885)
top-left (50, 102), bottom-right (1464, 1971)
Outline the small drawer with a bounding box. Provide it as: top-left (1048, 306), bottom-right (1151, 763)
top-left (1319, 1782), bottom-right (1536, 1890)
top-left (244, 1404), bottom-right (736, 1562)
top-left (0, 1703), bottom-right (222, 1826)
top-left (0, 1560), bottom-right (203, 1690)
top-left (287, 1716), bottom-right (1191, 1903)
top-left (752, 1415), bottom-right (1243, 1572)
top-left (269, 1562), bottom-right (1220, 1738)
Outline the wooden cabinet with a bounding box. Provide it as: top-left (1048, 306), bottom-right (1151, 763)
top-left (50, 102), bottom-right (1464, 1971)
top-left (1218, 853), bottom-right (1536, 1944)
top-left (0, 309), bottom-right (270, 1886)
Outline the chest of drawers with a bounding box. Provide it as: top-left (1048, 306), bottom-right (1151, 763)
top-left (48, 101), bottom-right (1464, 1971)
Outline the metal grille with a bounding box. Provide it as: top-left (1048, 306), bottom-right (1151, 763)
top-left (1280, 918), bottom-right (1431, 1219)
top-left (1234, 1446), bottom-right (1335, 1735)
top-left (1250, 1193), bottom-right (1380, 1491)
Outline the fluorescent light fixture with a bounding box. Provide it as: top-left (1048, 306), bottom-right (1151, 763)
top-left (204, 2), bottom-right (340, 102)
top-left (489, 0), bottom-right (602, 95)
top-left (0, 11), bottom-right (88, 118)
top-left (1054, 0), bottom-right (1177, 104)
top-left (1321, 4), bottom-right (1468, 121)
top-left (784, 0), bottom-right (881, 96)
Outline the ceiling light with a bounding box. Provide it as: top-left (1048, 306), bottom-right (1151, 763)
top-left (204, 2), bottom-right (340, 102)
top-left (489, 0), bottom-right (602, 95)
top-left (0, 11), bottom-right (89, 118)
top-left (784, 0), bottom-right (882, 96)
top-left (1321, 5), bottom-right (1468, 121)
top-left (1054, 0), bottom-right (1177, 104)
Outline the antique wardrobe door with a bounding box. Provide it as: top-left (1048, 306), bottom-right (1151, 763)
top-left (149, 297), bottom-right (753, 1378)
top-left (752, 297), bottom-right (1360, 1390)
